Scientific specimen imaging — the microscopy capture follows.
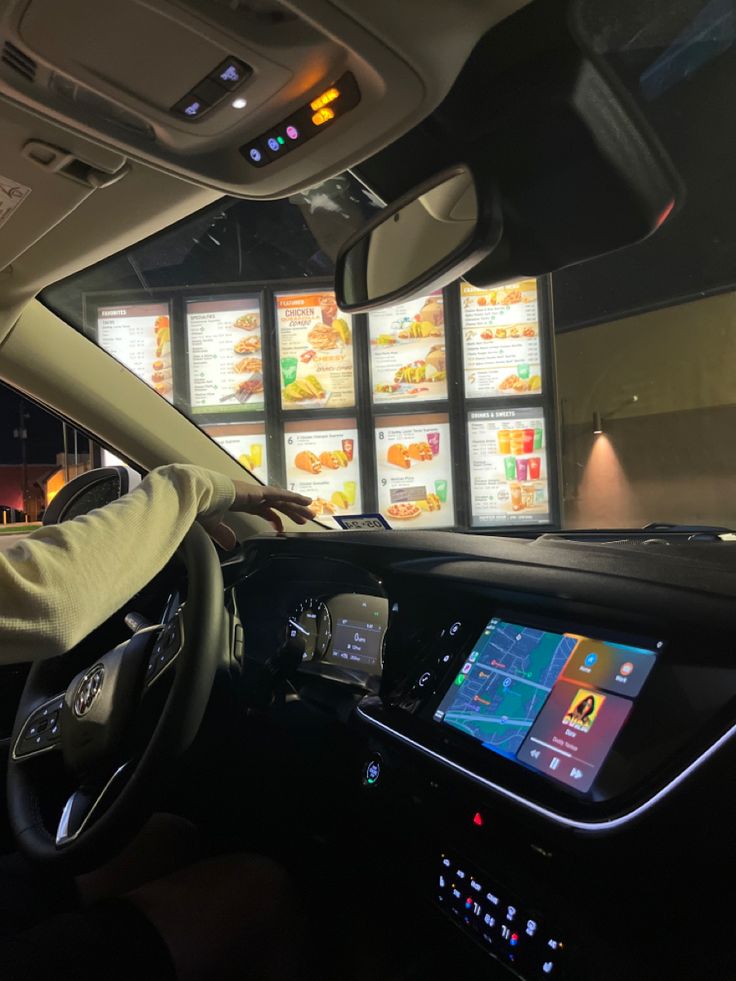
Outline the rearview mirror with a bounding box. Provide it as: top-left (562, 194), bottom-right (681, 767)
top-left (335, 166), bottom-right (502, 312)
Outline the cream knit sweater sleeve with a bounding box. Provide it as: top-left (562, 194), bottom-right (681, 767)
top-left (0, 464), bottom-right (235, 664)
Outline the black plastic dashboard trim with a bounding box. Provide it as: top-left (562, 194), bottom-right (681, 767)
top-left (355, 701), bottom-right (736, 832)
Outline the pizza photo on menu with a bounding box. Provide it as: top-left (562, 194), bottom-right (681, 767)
top-left (385, 502), bottom-right (422, 521)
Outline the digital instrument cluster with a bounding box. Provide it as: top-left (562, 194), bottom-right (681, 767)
top-left (286, 593), bottom-right (388, 679)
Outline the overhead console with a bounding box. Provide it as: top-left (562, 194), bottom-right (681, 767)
top-left (0, 0), bottom-right (522, 197)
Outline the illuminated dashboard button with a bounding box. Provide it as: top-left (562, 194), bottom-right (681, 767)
top-left (286, 124), bottom-right (299, 140)
top-left (267, 137), bottom-right (281, 152)
top-left (363, 757), bottom-right (382, 787)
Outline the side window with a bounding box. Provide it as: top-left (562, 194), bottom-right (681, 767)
top-left (0, 382), bottom-right (97, 526)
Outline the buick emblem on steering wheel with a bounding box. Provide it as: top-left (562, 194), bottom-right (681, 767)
top-left (73, 666), bottom-right (105, 718)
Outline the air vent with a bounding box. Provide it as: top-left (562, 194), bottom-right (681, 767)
top-left (1, 41), bottom-right (36, 82)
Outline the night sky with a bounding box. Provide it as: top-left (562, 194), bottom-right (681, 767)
top-left (0, 383), bottom-right (65, 465)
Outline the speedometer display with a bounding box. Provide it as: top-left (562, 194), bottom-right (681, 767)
top-left (287, 599), bottom-right (331, 661)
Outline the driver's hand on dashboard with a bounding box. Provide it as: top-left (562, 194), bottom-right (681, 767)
top-left (206, 483), bottom-right (313, 548)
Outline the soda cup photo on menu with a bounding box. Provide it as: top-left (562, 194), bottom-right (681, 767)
top-left (427, 431), bottom-right (440, 456)
top-left (510, 482), bottom-right (523, 511)
top-left (510, 429), bottom-right (524, 455)
top-left (434, 479), bottom-right (448, 502)
top-left (341, 438), bottom-right (354, 462)
top-left (527, 456), bottom-right (541, 479)
top-left (497, 429), bottom-right (511, 454)
top-left (280, 357), bottom-right (298, 386)
top-left (504, 457), bottom-right (516, 480)
top-left (250, 444), bottom-right (263, 468)
top-left (516, 458), bottom-right (528, 481)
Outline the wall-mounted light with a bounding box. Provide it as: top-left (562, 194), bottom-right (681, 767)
top-left (231, 97), bottom-right (248, 110)
top-left (592, 395), bottom-right (638, 436)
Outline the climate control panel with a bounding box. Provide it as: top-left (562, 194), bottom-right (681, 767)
top-left (437, 851), bottom-right (568, 979)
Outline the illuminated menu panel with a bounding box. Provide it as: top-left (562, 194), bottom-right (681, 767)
top-left (96, 303), bottom-right (173, 402)
top-left (461, 280), bottom-right (541, 399)
top-left (284, 417), bottom-right (360, 526)
top-left (467, 408), bottom-right (549, 526)
top-left (186, 297), bottom-right (264, 413)
top-left (203, 422), bottom-right (268, 483)
top-left (375, 413), bottom-right (454, 529)
top-left (275, 291), bottom-right (355, 411)
top-left (368, 291), bottom-right (447, 404)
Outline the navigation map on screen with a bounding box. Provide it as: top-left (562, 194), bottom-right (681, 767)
top-left (433, 617), bottom-right (657, 792)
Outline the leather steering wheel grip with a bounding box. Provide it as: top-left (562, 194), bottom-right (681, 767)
top-left (6, 523), bottom-right (226, 871)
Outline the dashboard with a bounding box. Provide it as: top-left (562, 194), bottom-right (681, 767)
top-left (230, 530), bottom-right (736, 981)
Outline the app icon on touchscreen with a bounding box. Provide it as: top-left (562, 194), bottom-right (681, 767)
top-left (562, 689), bottom-right (605, 733)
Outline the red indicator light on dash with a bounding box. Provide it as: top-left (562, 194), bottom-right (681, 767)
top-left (472, 811), bottom-right (484, 827)
top-left (312, 107), bottom-right (335, 126)
top-left (655, 198), bottom-right (675, 228)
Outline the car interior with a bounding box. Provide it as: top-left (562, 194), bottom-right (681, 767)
top-left (0, 0), bottom-right (734, 977)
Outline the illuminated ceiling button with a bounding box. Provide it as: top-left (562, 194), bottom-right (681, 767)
top-left (277, 135), bottom-right (285, 145)
top-left (172, 94), bottom-right (210, 118)
top-left (211, 57), bottom-right (253, 91)
top-left (311, 107), bottom-right (335, 126)
top-left (249, 147), bottom-right (262, 163)
top-left (310, 87), bottom-right (340, 111)
top-left (286, 124), bottom-right (299, 140)
top-left (267, 137), bottom-right (281, 152)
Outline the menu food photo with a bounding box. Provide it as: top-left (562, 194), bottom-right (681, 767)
top-left (284, 419), bottom-right (360, 525)
top-left (186, 297), bottom-right (264, 413)
top-left (96, 303), bottom-right (173, 402)
top-left (467, 408), bottom-right (549, 525)
top-left (203, 423), bottom-right (268, 482)
top-left (375, 415), bottom-right (454, 529)
top-left (276, 291), bottom-right (354, 410)
top-left (461, 279), bottom-right (542, 398)
top-left (368, 292), bottom-right (447, 404)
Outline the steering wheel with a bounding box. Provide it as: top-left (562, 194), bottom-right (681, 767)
top-left (6, 523), bottom-right (225, 872)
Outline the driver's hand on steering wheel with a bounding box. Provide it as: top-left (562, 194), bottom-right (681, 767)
top-left (206, 482), bottom-right (313, 549)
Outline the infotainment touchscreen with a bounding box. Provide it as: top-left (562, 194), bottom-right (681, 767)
top-left (433, 617), bottom-right (660, 792)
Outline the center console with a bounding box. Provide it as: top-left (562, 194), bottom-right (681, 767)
top-left (431, 615), bottom-right (660, 794)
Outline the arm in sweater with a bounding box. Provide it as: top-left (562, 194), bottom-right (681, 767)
top-left (0, 464), bottom-right (235, 664)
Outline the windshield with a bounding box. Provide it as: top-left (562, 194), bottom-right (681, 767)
top-left (42, 0), bottom-right (736, 533)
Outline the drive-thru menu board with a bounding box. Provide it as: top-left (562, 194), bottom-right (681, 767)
top-left (275, 291), bottom-right (354, 410)
top-left (375, 414), bottom-right (454, 529)
top-left (284, 418), bottom-right (361, 524)
top-left (467, 408), bottom-right (550, 525)
top-left (203, 423), bottom-right (268, 483)
top-left (186, 296), bottom-right (263, 413)
top-left (96, 303), bottom-right (173, 402)
top-left (368, 291), bottom-right (447, 404)
top-left (461, 280), bottom-right (541, 398)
